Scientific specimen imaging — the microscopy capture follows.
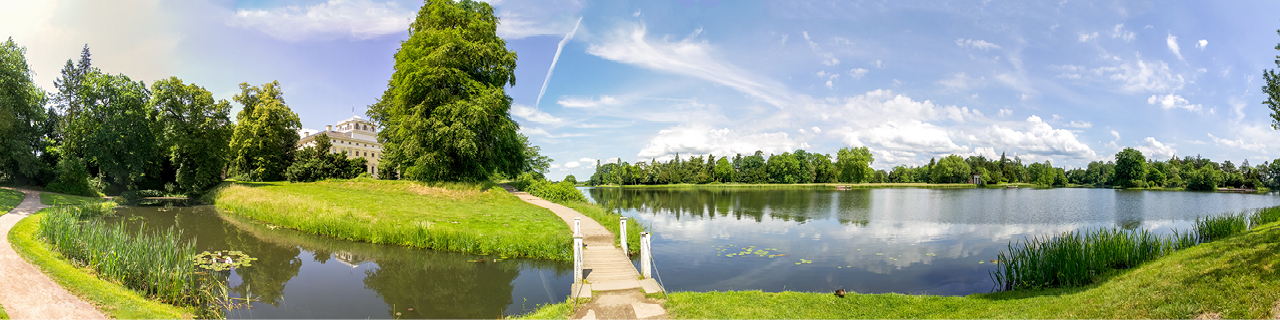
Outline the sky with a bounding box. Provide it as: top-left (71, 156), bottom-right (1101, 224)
top-left (3, 0), bottom-right (1280, 181)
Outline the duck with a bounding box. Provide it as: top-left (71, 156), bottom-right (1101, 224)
top-left (834, 289), bottom-right (846, 298)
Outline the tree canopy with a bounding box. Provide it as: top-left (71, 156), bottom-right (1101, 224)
top-left (368, 0), bottom-right (524, 182)
top-left (0, 38), bottom-right (49, 182)
top-left (148, 77), bottom-right (233, 194)
top-left (228, 81), bottom-right (301, 181)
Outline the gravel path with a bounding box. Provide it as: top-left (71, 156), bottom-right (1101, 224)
top-left (0, 188), bottom-right (106, 319)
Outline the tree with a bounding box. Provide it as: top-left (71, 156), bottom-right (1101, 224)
top-left (836, 146), bottom-right (874, 183)
top-left (563, 174), bottom-right (577, 184)
top-left (1114, 148), bottom-right (1147, 188)
top-left (519, 134), bottom-right (551, 180)
top-left (1265, 27), bottom-right (1280, 129)
top-left (714, 157), bottom-right (735, 182)
top-left (767, 152), bottom-right (801, 184)
top-left (368, 0), bottom-right (524, 182)
top-left (228, 81), bottom-right (301, 181)
top-left (1185, 166), bottom-right (1224, 191)
top-left (148, 77), bottom-right (233, 195)
top-left (284, 133), bottom-right (368, 182)
top-left (930, 155), bottom-right (971, 183)
top-left (0, 38), bottom-right (49, 183)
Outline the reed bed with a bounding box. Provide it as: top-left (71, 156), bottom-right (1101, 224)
top-left (37, 203), bottom-right (223, 317)
top-left (994, 206), bottom-right (1280, 291)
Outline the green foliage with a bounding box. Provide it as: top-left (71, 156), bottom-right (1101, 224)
top-left (1264, 27), bottom-right (1280, 130)
top-left (38, 203), bottom-right (223, 317)
top-left (993, 227), bottom-right (1196, 291)
top-left (369, 0), bottom-right (524, 182)
top-left (0, 38), bottom-right (51, 183)
top-left (930, 155), bottom-right (971, 183)
top-left (148, 77), bottom-right (233, 195)
top-left (1185, 166), bottom-right (1224, 191)
top-left (518, 176), bottom-right (586, 204)
top-left (46, 155), bottom-right (100, 197)
top-left (835, 146), bottom-right (874, 183)
top-left (766, 152), bottom-right (802, 184)
top-left (228, 81), bottom-right (300, 181)
top-left (1195, 214), bottom-right (1248, 243)
top-left (1114, 148), bottom-right (1147, 188)
top-left (562, 174), bottom-right (577, 184)
top-left (714, 157), bottom-right (735, 182)
top-left (285, 133), bottom-right (369, 182)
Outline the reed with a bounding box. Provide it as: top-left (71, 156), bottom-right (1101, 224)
top-left (37, 203), bottom-right (223, 317)
top-left (1249, 206), bottom-right (1280, 226)
top-left (1195, 213), bottom-right (1248, 243)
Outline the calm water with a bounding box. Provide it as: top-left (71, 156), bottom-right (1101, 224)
top-left (586, 187), bottom-right (1280, 296)
top-left (106, 206), bottom-right (572, 319)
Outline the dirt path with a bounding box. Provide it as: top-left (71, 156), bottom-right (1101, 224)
top-left (0, 188), bottom-right (107, 319)
top-left (500, 185), bottom-right (668, 319)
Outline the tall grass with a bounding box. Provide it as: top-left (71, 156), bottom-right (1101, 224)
top-left (37, 203), bottom-right (223, 317)
top-left (994, 206), bottom-right (1280, 291)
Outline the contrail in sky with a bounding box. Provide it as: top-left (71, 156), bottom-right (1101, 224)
top-left (536, 17), bottom-right (582, 108)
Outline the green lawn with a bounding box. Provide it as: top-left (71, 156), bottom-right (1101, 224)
top-left (7, 211), bottom-right (193, 319)
top-left (0, 188), bottom-right (23, 215)
top-left (518, 221), bottom-right (1280, 319)
top-left (39, 192), bottom-right (109, 206)
top-left (208, 180), bottom-right (576, 260)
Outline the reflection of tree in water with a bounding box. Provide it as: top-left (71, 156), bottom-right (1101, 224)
top-left (362, 255), bottom-right (521, 319)
top-left (224, 224), bottom-right (303, 306)
top-left (1114, 191), bottom-right (1145, 230)
top-left (589, 188), bottom-right (874, 225)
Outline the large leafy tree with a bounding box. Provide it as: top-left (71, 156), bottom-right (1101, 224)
top-left (55, 46), bottom-right (158, 190)
top-left (836, 146), bottom-right (874, 183)
top-left (148, 77), bottom-right (233, 194)
top-left (0, 38), bottom-right (49, 182)
top-left (1265, 27), bottom-right (1280, 129)
top-left (1114, 147), bottom-right (1148, 188)
top-left (228, 81), bottom-right (301, 181)
top-left (930, 155), bottom-right (972, 184)
top-left (369, 0), bottom-right (524, 182)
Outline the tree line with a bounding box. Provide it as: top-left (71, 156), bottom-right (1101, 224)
top-left (587, 145), bottom-right (1271, 191)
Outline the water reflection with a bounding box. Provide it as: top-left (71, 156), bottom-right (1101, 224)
top-left (108, 206), bottom-right (572, 319)
top-left (588, 187), bottom-right (1280, 296)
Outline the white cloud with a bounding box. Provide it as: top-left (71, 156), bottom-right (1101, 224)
top-left (1146, 94), bottom-right (1202, 112)
top-left (846, 120), bottom-right (969, 155)
top-left (558, 96), bottom-right (620, 108)
top-left (636, 125), bottom-right (798, 160)
top-left (588, 24), bottom-right (797, 108)
top-left (1111, 130), bottom-right (1121, 141)
top-left (998, 109), bottom-right (1013, 118)
top-left (938, 72), bottom-right (986, 90)
top-left (1078, 32), bottom-right (1098, 42)
top-left (490, 0), bottom-right (585, 40)
top-left (849, 68), bottom-right (869, 80)
top-left (1134, 137), bottom-right (1177, 160)
top-left (511, 104), bottom-right (565, 125)
top-left (1196, 39), bottom-right (1208, 50)
top-left (1094, 57), bottom-right (1185, 93)
top-left (967, 116), bottom-right (1097, 159)
top-left (564, 161), bottom-right (581, 168)
top-left (1166, 33), bottom-right (1183, 60)
top-left (955, 38), bottom-right (1001, 50)
top-left (1208, 133), bottom-right (1266, 152)
top-left (1110, 24), bottom-right (1135, 42)
top-left (536, 17), bottom-right (582, 107)
top-left (228, 0), bottom-right (415, 42)
top-left (1065, 120), bottom-right (1092, 128)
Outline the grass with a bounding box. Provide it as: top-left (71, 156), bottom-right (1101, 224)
top-left (40, 192), bottom-right (109, 206)
top-left (993, 228), bottom-right (1196, 290)
top-left (37, 204), bottom-right (222, 317)
top-left (8, 210), bottom-right (194, 319)
top-left (207, 180), bottom-right (575, 261)
top-left (0, 188), bottom-right (22, 215)
top-left (509, 298), bottom-right (586, 319)
top-left (653, 218), bottom-right (1280, 318)
top-left (565, 201), bottom-right (644, 255)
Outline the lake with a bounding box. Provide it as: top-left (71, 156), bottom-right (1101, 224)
top-left (585, 187), bottom-right (1280, 296)
top-left (105, 205), bottom-right (572, 319)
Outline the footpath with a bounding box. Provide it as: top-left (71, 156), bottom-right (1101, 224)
top-left (500, 185), bottom-right (667, 319)
top-left (0, 188), bottom-right (106, 319)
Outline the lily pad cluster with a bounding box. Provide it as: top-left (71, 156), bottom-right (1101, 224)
top-left (193, 250), bottom-right (257, 271)
top-left (713, 245), bottom-right (786, 258)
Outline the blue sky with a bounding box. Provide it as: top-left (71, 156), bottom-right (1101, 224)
top-left (3, 0), bottom-right (1279, 181)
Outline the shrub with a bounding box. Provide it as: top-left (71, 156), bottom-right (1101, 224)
top-left (45, 155), bottom-right (100, 197)
top-left (524, 179), bottom-right (587, 204)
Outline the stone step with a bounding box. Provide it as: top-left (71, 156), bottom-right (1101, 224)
top-left (590, 280), bottom-right (641, 291)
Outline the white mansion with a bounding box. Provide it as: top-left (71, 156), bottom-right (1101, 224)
top-left (297, 116), bottom-right (383, 177)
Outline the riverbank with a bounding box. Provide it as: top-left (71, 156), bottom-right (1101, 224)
top-left (656, 219), bottom-right (1280, 318)
top-left (593, 182), bottom-right (993, 189)
top-left (207, 180), bottom-right (578, 260)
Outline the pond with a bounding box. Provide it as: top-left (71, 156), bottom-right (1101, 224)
top-left (586, 187), bottom-right (1280, 296)
top-left (105, 205), bottom-right (572, 319)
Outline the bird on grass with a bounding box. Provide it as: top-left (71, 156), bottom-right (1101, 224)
top-left (834, 289), bottom-right (846, 298)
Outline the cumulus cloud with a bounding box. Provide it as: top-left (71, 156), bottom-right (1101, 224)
top-left (558, 96), bottom-right (621, 108)
top-left (1094, 57), bottom-right (1185, 93)
top-left (511, 104), bottom-right (566, 125)
top-left (564, 161), bottom-right (581, 168)
top-left (1146, 94), bottom-right (1202, 112)
top-left (588, 24), bottom-right (797, 108)
top-left (636, 125), bottom-right (799, 160)
top-left (1196, 39), bottom-right (1208, 50)
top-left (955, 38), bottom-right (1001, 50)
top-left (844, 120), bottom-right (968, 156)
top-left (1134, 137), bottom-right (1177, 160)
top-left (967, 116), bottom-right (1097, 159)
top-left (849, 68), bottom-right (869, 80)
top-left (1166, 34), bottom-right (1183, 60)
top-left (1065, 120), bottom-right (1092, 128)
top-left (228, 0), bottom-right (415, 42)
top-left (1208, 133), bottom-right (1266, 152)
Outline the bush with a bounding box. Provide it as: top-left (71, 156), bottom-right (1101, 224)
top-left (515, 174), bottom-right (586, 204)
top-left (46, 155), bottom-right (100, 197)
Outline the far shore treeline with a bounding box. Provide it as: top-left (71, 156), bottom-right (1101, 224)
top-left (589, 146), bottom-right (1271, 191)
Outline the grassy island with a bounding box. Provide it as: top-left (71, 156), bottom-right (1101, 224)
top-left (207, 180), bottom-right (579, 261)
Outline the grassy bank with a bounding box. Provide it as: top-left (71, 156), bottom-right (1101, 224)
top-left (0, 188), bottom-right (22, 215)
top-left (208, 180), bottom-right (575, 261)
top-left (8, 210), bottom-right (193, 318)
top-left (564, 201), bottom-right (644, 255)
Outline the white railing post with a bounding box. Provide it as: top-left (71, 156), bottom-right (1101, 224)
top-left (620, 217), bottom-right (629, 254)
top-left (640, 232), bottom-right (652, 279)
top-left (574, 217), bottom-right (581, 235)
top-left (573, 234), bottom-right (583, 283)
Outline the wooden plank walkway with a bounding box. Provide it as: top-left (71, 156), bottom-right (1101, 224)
top-left (500, 185), bottom-right (666, 319)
